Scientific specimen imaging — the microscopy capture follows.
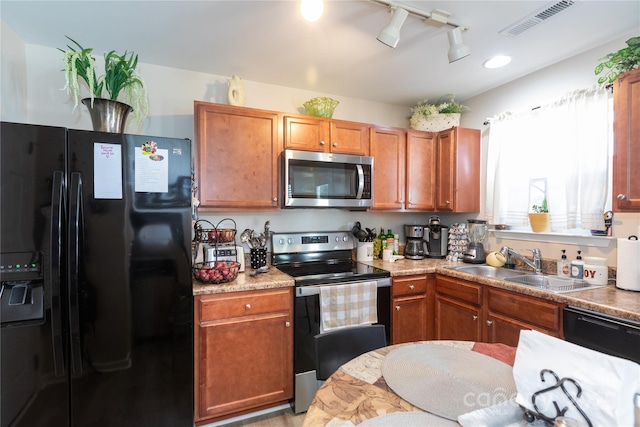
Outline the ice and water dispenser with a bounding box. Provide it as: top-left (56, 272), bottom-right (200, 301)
top-left (0, 252), bottom-right (45, 325)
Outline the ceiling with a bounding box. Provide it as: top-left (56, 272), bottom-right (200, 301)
top-left (1, 1), bottom-right (638, 106)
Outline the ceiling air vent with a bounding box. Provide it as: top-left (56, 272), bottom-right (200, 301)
top-left (499, 0), bottom-right (576, 37)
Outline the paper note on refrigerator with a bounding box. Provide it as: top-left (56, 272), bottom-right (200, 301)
top-left (93, 143), bottom-right (123, 199)
top-left (135, 148), bottom-right (168, 193)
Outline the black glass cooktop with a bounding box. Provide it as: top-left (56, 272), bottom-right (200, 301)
top-left (277, 260), bottom-right (389, 286)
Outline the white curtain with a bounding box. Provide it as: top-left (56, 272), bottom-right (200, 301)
top-left (486, 87), bottom-right (612, 231)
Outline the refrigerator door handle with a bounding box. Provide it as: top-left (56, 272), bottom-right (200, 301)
top-left (68, 172), bottom-right (83, 375)
top-left (51, 171), bottom-right (66, 377)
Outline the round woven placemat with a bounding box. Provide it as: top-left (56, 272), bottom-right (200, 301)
top-left (357, 411), bottom-right (458, 426)
top-left (381, 343), bottom-right (516, 421)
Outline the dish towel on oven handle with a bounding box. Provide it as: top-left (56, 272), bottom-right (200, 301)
top-left (513, 330), bottom-right (640, 426)
top-left (319, 281), bottom-right (378, 333)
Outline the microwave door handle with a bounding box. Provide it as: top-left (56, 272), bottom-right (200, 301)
top-left (356, 165), bottom-right (364, 199)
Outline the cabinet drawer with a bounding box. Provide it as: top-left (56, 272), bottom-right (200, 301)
top-left (486, 288), bottom-right (563, 331)
top-left (198, 288), bottom-right (292, 322)
top-left (392, 275), bottom-right (428, 297)
top-left (436, 275), bottom-right (481, 306)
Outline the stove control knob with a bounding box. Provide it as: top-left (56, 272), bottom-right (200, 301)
top-left (287, 238), bottom-right (294, 245)
top-left (343, 235), bottom-right (349, 242)
top-left (277, 238), bottom-right (285, 245)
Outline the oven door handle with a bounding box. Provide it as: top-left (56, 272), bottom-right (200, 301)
top-left (296, 278), bottom-right (391, 297)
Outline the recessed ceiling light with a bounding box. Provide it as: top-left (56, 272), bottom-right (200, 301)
top-left (300, 0), bottom-right (324, 22)
top-left (483, 55), bottom-right (512, 69)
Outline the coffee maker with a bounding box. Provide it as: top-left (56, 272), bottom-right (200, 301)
top-left (404, 225), bottom-right (426, 259)
top-left (425, 216), bottom-right (449, 259)
top-left (462, 219), bottom-right (488, 263)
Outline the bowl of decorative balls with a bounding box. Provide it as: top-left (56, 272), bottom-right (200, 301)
top-left (193, 261), bottom-right (240, 284)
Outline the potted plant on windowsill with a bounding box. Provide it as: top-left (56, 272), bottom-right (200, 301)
top-left (61, 36), bottom-right (149, 132)
top-left (409, 95), bottom-right (467, 132)
top-left (594, 36), bottom-right (640, 86)
top-left (528, 199), bottom-right (550, 232)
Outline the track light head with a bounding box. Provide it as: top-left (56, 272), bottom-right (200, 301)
top-left (447, 27), bottom-right (471, 63)
top-left (377, 7), bottom-right (409, 48)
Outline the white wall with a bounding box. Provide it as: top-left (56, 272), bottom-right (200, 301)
top-left (0, 23), bottom-right (27, 121)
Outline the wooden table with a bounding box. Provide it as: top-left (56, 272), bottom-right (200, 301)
top-left (303, 340), bottom-right (516, 426)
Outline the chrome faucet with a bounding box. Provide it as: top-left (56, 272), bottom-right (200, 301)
top-left (500, 246), bottom-right (542, 274)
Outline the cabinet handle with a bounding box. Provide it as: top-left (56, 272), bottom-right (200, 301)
top-left (409, 284), bottom-right (414, 290)
top-left (245, 304), bottom-right (251, 310)
top-left (617, 194), bottom-right (626, 200)
top-left (486, 320), bottom-right (493, 326)
top-left (285, 321), bottom-right (291, 328)
top-left (446, 200), bottom-right (451, 205)
top-left (472, 315), bottom-right (478, 321)
top-left (272, 197), bottom-right (278, 203)
top-left (320, 140), bottom-right (326, 146)
top-left (333, 142), bottom-right (338, 147)
top-left (395, 305), bottom-right (401, 311)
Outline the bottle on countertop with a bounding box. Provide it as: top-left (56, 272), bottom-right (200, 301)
top-left (570, 250), bottom-right (584, 280)
top-left (386, 229), bottom-right (394, 254)
top-left (557, 249), bottom-right (570, 278)
top-left (393, 233), bottom-right (400, 255)
top-left (380, 227), bottom-right (387, 250)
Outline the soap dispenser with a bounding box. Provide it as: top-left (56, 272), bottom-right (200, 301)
top-left (557, 250), bottom-right (570, 278)
top-left (570, 250), bottom-right (584, 279)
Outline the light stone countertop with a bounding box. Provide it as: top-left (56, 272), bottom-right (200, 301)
top-left (192, 258), bottom-right (640, 322)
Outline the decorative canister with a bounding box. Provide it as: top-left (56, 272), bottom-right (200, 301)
top-left (582, 257), bottom-right (608, 285)
top-left (250, 248), bottom-right (267, 269)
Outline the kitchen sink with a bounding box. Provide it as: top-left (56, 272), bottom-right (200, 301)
top-left (444, 265), bottom-right (529, 279)
top-left (504, 275), bottom-right (606, 293)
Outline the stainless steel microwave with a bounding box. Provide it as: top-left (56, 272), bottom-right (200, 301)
top-left (282, 149), bottom-right (374, 209)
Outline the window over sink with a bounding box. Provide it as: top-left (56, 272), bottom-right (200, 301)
top-left (485, 86), bottom-right (613, 235)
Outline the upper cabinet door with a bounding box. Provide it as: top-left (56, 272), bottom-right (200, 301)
top-left (613, 68), bottom-right (640, 212)
top-left (330, 119), bottom-right (369, 155)
top-left (195, 102), bottom-right (281, 210)
top-left (370, 126), bottom-right (406, 210)
top-left (435, 127), bottom-right (480, 212)
top-left (283, 115), bottom-right (329, 152)
top-left (406, 131), bottom-right (436, 211)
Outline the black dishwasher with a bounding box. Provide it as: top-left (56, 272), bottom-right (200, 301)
top-left (564, 306), bottom-right (640, 364)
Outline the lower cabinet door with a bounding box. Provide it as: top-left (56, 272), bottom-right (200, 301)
top-left (435, 296), bottom-right (482, 341)
top-left (392, 295), bottom-right (427, 344)
top-left (196, 311), bottom-right (293, 421)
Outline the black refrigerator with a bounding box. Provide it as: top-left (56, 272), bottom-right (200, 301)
top-left (0, 122), bottom-right (194, 427)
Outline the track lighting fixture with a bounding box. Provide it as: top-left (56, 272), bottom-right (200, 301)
top-left (372, 0), bottom-right (470, 63)
top-left (447, 27), bottom-right (471, 63)
top-left (376, 6), bottom-right (409, 48)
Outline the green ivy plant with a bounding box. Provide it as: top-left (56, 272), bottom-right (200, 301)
top-left (594, 36), bottom-right (640, 86)
top-left (60, 36), bottom-right (148, 123)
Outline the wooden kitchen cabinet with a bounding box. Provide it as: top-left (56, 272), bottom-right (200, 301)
top-left (405, 131), bottom-right (437, 211)
top-left (613, 68), bottom-right (640, 212)
top-left (194, 102), bottom-right (282, 210)
top-left (194, 288), bottom-right (293, 424)
top-left (391, 274), bottom-right (434, 344)
top-left (435, 127), bottom-right (481, 212)
top-left (484, 287), bottom-right (564, 346)
top-left (370, 126), bottom-right (406, 210)
top-left (283, 115), bottom-right (369, 155)
top-left (435, 274), bottom-right (564, 346)
top-left (435, 275), bottom-right (483, 341)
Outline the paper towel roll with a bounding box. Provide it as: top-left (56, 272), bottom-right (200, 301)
top-left (616, 237), bottom-right (640, 291)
